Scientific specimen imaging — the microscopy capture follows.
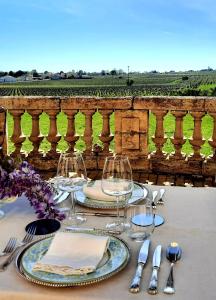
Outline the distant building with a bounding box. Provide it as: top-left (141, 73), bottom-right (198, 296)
top-left (51, 73), bottom-right (62, 80)
top-left (17, 75), bottom-right (33, 82)
top-left (0, 75), bottom-right (16, 83)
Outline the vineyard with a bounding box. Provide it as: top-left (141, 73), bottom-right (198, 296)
top-left (0, 71), bottom-right (216, 97)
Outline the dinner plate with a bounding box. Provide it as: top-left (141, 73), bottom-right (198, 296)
top-left (75, 182), bottom-right (149, 209)
top-left (16, 233), bottom-right (130, 287)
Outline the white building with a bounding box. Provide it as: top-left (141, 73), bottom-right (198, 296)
top-left (0, 75), bottom-right (16, 83)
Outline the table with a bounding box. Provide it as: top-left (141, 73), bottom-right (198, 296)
top-left (0, 185), bottom-right (216, 300)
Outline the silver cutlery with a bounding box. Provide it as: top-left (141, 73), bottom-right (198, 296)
top-left (0, 237), bottom-right (17, 257)
top-left (0, 225), bottom-right (36, 271)
top-left (76, 211), bottom-right (121, 218)
top-left (164, 242), bottom-right (182, 294)
top-left (65, 226), bottom-right (121, 235)
top-left (129, 239), bottom-right (151, 293)
top-left (157, 188), bottom-right (165, 205)
top-left (152, 191), bottom-right (158, 209)
top-left (148, 245), bottom-right (162, 294)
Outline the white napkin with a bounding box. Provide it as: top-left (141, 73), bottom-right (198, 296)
top-left (83, 180), bottom-right (132, 202)
top-left (83, 180), bottom-right (116, 201)
top-left (33, 232), bottom-right (109, 276)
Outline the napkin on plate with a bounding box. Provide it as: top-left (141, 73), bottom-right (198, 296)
top-left (83, 180), bottom-right (131, 202)
top-left (33, 232), bottom-right (109, 276)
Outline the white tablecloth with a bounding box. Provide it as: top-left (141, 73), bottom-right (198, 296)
top-left (0, 185), bottom-right (216, 300)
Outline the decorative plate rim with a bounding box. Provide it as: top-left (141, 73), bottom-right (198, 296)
top-left (15, 233), bottom-right (130, 287)
top-left (75, 182), bottom-right (150, 209)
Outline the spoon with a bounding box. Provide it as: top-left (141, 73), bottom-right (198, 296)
top-left (163, 242), bottom-right (182, 294)
top-left (151, 191), bottom-right (158, 209)
top-left (157, 188), bottom-right (165, 205)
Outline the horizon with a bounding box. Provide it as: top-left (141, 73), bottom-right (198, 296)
top-left (0, 0), bottom-right (216, 72)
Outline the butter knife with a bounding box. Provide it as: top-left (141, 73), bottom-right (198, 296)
top-left (148, 245), bottom-right (162, 294)
top-left (76, 211), bottom-right (121, 217)
top-left (129, 239), bottom-right (150, 293)
top-left (65, 226), bottom-right (121, 235)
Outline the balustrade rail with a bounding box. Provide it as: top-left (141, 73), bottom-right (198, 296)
top-left (1, 96), bottom-right (216, 186)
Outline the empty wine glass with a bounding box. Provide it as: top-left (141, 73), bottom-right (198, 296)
top-left (57, 152), bottom-right (87, 225)
top-left (101, 155), bottom-right (133, 232)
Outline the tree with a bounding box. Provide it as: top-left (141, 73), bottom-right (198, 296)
top-left (126, 79), bottom-right (134, 86)
top-left (14, 70), bottom-right (26, 78)
top-left (33, 71), bottom-right (40, 78)
top-left (110, 69), bottom-right (117, 76)
top-left (101, 70), bottom-right (106, 76)
top-left (77, 70), bottom-right (85, 78)
top-left (9, 71), bottom-right (15, 77)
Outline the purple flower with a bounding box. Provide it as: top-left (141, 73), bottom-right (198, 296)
top-left (0, 157), bottom-right (65, 221)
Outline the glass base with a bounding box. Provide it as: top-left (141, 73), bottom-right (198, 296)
top-left (132, 213), bottom-right (165, 227)
top-left (0, 209), bottom-right (5, 220)
top-left (106, 221), bottom-right (129, 233)
top-left (63, 214), bottom-right (86, 226)
top-left (127, 231), bottom-right (151, 242)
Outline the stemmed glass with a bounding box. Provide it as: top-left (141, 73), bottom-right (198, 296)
top-left (57, 152), bottom-right (87, 226)
top-left (101, 155), bottom-right (133, 232)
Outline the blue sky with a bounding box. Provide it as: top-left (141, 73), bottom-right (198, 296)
top-left (0, 0), bottom-right (215, 72)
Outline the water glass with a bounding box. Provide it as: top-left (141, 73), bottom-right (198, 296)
top-left (126, 197), bottom-right (155, 242)
top-left (57, 152), bottom-right (87, 226)
top-left (101, 155), bottom-right (133, 232)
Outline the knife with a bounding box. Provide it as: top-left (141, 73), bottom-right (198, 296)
top-left (148, 245), bottom-right (162, 294)
top-left (129, 239), bottom-right (150, 293)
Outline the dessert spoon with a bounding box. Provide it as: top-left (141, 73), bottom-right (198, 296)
top-left (163, 242), bottom-right (182, 294)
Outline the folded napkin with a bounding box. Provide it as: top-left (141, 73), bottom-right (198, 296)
top-left (83, 180), bottom-right (130, 202)
top-left (33, 232), bottom-right (109, 276)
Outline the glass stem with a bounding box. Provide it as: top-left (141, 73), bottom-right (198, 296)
top-left (70, 191), bottom-right (76, 218)
top-left (116, 195), bottom-right (120, 225)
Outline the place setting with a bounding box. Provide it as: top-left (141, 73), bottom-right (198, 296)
top-left (0, 152), bottom-right (182, 295)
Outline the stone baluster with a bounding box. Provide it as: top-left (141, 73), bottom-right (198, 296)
top-left (63, 110), bottom-right (79, 152)
top-left (98, 109), bottom-right (114, 154)
top-left (151, 110), bottom-right (168, 158)
top-left (9, 109), bottom-right (26, 157)
top-left (170, 111), bottom-right (187, 159)
top-left (81, 110), bottom-right (95, 154)
top-left (189, 112), bottom-right (205, 160)
top-left (0, 107), bottom-right (7, 155)
top-left (208, 113), bottom-right (216, 160)
top-left (27, 110), bottom-right (44, 157)
top-left (45, 110), bottom-right (61, 157)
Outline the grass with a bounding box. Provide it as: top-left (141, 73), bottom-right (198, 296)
top-left (7, 112), bottom-right (213, 156)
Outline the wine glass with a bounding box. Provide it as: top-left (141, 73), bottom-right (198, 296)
top-left (101, 155), bottom-right (133, 232)
top-left (57, 152), bottom-right (87, 226)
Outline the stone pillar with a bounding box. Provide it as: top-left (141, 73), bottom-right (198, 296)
top-left (27, 109), bottom-right (44, 157)
top-left (9, 109), bottom-right (26, 158)
top-left (63, 110), bottom-right (79, 152)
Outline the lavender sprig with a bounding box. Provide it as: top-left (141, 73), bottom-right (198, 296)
top-left (0, 159), bottom-right (65, 221)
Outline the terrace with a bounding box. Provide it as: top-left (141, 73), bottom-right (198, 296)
top-left (1, 95), bottom-right (216, 187)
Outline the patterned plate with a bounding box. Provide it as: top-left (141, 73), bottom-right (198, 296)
top-left (75, 182), bottom-right (149, 209)
top-left (16, 233), bottom-right (130, 287)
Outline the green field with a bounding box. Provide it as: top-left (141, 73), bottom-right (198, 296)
top-left (1, 71), bottom-right (216, 97)
top-left (2, 71), bottom-right (216, 156)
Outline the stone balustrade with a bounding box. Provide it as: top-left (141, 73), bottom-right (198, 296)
top-left (1, 95), bottom-right (216, 186)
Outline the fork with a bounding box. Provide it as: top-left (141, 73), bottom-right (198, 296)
top-left (0, 225), bottom-right (36, 271)
top-left (0, 237), bottom-right (17, 257)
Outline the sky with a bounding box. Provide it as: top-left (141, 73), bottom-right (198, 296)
top-left (0, 0), bottom-right (216, 73)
